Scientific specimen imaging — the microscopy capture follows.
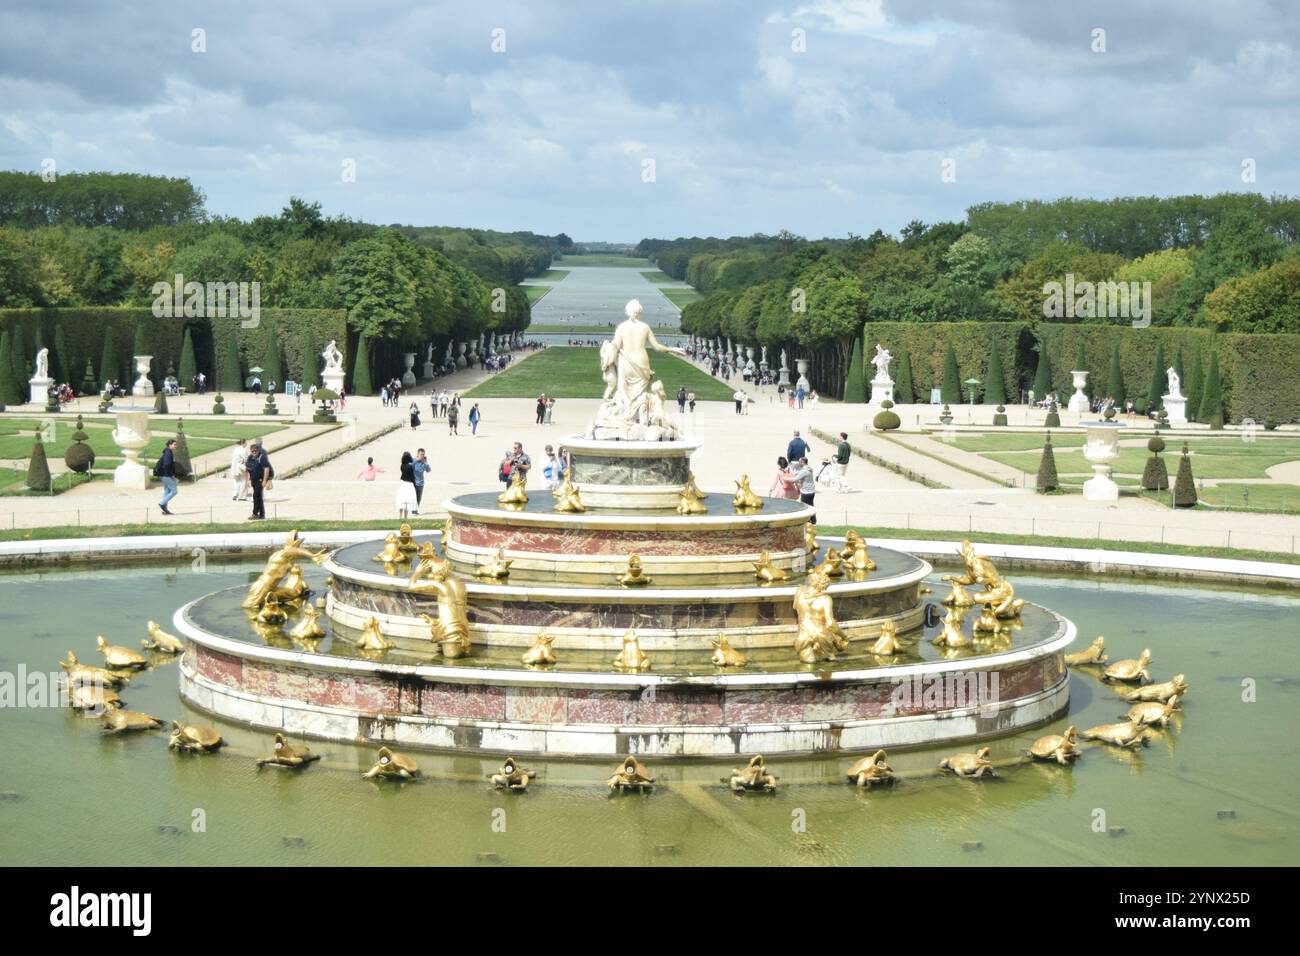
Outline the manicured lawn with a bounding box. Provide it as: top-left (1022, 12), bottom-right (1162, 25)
top-left (952, 433), bottom-right (1086, 452)
top-left (0, 416), bottom-right (285, 464)
top-left (639, 270), bottom-right (678, 284)
top-left (463, 347), bottom-right (735, 400)
top-left (1196, 483), bottom-right (1300, 513)
top-left (984, 444), bottom-right (1300, 480)
top-left (533, 269), bottom-right (569, 281)
top-left (659, 287), bottom-right (701, 309)
top-left (527, 324), bottom-right (680, 335)
top-left (0, 467), bottom-right (95, 495)
top-left (524, 285), bottom-right (553, 304)
top-left (554, 254), bottom-right (654, 268)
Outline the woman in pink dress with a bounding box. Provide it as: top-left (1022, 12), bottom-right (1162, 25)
top-left (768, 456), bottom-right (799, 499)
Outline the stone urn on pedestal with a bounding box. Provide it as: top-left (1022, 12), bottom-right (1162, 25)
top-left (402, 352), bottom-right (417, 387)
top-left (111, 408), bottom-right (152, 490)
top-left (131, 355), bottom-right (155, 398)
top-left (795, 358), bottom-right (810, 395)
top-left (1067, 370), bottom-right (1090, 413)
top-left (456, 342), bottom-right (467, 369)
top-left (1082, 421), bottom-right (1124, 501)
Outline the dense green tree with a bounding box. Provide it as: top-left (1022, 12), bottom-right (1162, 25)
top-left (1202, 351), bottom-right (1223, 428)
top-left (940, 343), bottom-right (962, 403)
top-left (1185, 348), bottom-right (1203, 421)
top-left (984, 343), bottom-right (1007, 404)
top-left (1203, 256), bottom-right (1300, 333)
top-left (895, 346), bottom-right (914, 403)
top-left (843, 337), bottom-right (866, 402)
top-left (1147, 342), bottom-right (1167, 410)
top-left (0, 330), bottom-right (18, 406)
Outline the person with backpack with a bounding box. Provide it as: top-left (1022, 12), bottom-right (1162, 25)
top-left (246, 442), bottom-right (273, 520)
top-left (155, 439), bottom-right (178, 515)
top-left (499, 450), bottom-right (514, 487)
top-left (468, 403), bottom-right (481, 436)
top-left (448, 401), bottom-right (459, 435)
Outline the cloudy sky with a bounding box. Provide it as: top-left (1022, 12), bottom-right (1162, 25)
top-left (2, 0), bottom-right (1297, 241)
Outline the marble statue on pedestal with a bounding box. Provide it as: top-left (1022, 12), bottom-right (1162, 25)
top-left (29, 348), bottom-right (52, 404)
top-left (779, 349), bottom-right (790, 386)
top-left (1162, 365), bottom-right (1187, 424)
top-left (321, 340), bottom-right (346, 393)
top-left (588, 299), bottom-right (687, 441)
top-left (868, 343), bottom-right (894, 406)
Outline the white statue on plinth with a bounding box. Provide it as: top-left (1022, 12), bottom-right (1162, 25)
top-left (871, 343), bottom-right (892, 380)
top-left (589, 299), bottom-right (686, 440)
top-left (35, 348), bottom-right (49, 380)
top-left (868, 343), bottom-right (895, 406)
top-left (322, 340), bottom-right (343, 372)
top-left (1166, 366), bottom-right (1181, 398)
top-left (1163, 366), bottom-right (1187, 424)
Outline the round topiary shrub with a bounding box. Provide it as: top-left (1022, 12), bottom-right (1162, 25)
top-left (63, 416), bottom-right (95, 473)
top-left (1141, 436), bottom-right (1168, 491)
top-left (993, 404), bottom-right (1007, 427)
top-left (1147, 436), bottom-right (1166, 454)
top-left (1045, 403), bottom-right (1060, 429)
top-left (1134, 398), bottom-right (1148, 415)
top-left (263, 393), bottom-right (279, 416)
top-left (873, 407), bottom-right (901, 430)
top-left (212, 392), bottom-right (226, 415)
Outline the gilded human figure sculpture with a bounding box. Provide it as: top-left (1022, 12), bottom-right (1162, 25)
top-left (1102, 648), bottom-right (1152, 684)
top-left (243, 531), bottom-right (327, 609)
top-left (362, 747), bottom-right (420, 780)
top-left (141, 621), bottom-right (185, 654)
top-left (793, 568), bottom-right (849, 663)
top-left (491, 757), bottom-right (535, 790)
top-left (804, 522), bottom-right (819, 556)
top-left (521, 630), bottom-right (557, 667)
top-left (711, 634), bottom-right (747, 667)
top-left (1125, 674), bottom-right (1187, 703)
top-left (553, 478), bottom-right (585, 513)
top-left (257, 733), bottom-right (320, 768)
top-left (408, 541), bottom-right (451, 587)
top-left (1027, 727), bottom-right (1080, 764)
top-left (613, 628), bottom-right (651, 671)
top-left (1064, 636), bottom-right (1107, 666)
top-left (498, 471), bottom-right (528, 506)
top-left (95, 635), bottom-right (148, 671)
top-left (939, 747), bottom-right (995, 777)
top-left (733, 475), bottom-right (763, 510)
top-left (414, 563), bottom-right (470, 658)
top-left (676, 473), bottom-right (708, 515)
top-left (846, 749), bottom-right (895, 787)
top-left (356, 616), bottom-right (394, 652)
top-left (169, 722), bottom-right (223, 752)
top-left (374, 533), bottom-right (407, 564)
top-left (607, 756), bottom-right (655, 791)
top-left (727, 755), bottom-right (778, 792)
top-left (290, 604), bottom-right (326, 641)
top-left (617, 553), bottom-right (652, 587)
top-left (752, 549), bottom-right (789, 582)
top-left (870, 619), bottom-right (905, 656)
top-left (475, 548), bottom-right (513, 579)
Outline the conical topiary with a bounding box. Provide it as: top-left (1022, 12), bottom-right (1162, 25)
top-left (80, 358), bottom-right (97, 397)
top-left (1147, 341), bottom-right (1166, 413)
top-left (25, 430), bottom-right (51, 490)
top-left (1173, 442), bottom-right (1197, 507)
top-left (1141, 435), bottom-right (1168, 491)
top-left (1032, 347), bottom-right (1052, 402)
top-left (262, 318), bottom-right (284, 387)
top-left (843, 337), bottom-right (866, 403)
top-left (0, 329), bottom-right (18, 408)
top-left (353, 332), bottom-right (374, 395)
top-left (1045, 402), bottom-right (1060, 429)
top-left (172, 419), bottom-right (193, 479)
top-left (940, 343), bottom-right (961, 404)
top-left (178, 326), bottom-right (197, 389)
top-left (154, 390), bottom-right (169, 414)
top-left (985, 343), bottom-right (1007, 405)
top-left (1036, 432), bottom-right (1059, 492)
top-left (64, 415), bottom-right (95, 473)
top-left (1106, 342), bottom-right (1125, 406)
top-left (894, 346), bottom-right (914, 403)
top-left (98, 327), bottom-right (119, 390)
top-left (219, 333), bottom-right (242, 393)
top-left (1203, 351), bottom-right (1223, 429)
top-left (872, 398), bottom-right (900, 431)
top-left (299, 331), bottom-right (321, 392)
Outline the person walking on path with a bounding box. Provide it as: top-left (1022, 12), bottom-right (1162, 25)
top-left (687, 391), bottom-right (696, 414)
top-left (412, 448), bottom-right (431, 512)
top-left (409, 401), bottom-right (421, 430)
top-left (541, 445), bottom-right (564, 491)
top-left (357, 457), bottom-right (384, 481)
top-left (545, 397), bottom-right (555, 425)
top-left (468, 403), bottom-right (481, 436)
top-left (792, 456), bottom-right (816, 522)
top-left (786, 430), bottom-right (810, 463)
top-left (832, 432), bottom-right (852, 492)
top-left (768, 455), bottom-right (799, 499)
top-left (733, 388), bottom-right (745, 414)
top-left (677, 386), bottom-right (687, 413)
top-left (230, 438), bottom-right (250, 501)
top-left (246, 442), bottom-right (273, 520)
top-left (535, 394), bottom-right (547, 425)
top-left (156, 439), bottom-right (179, 515)
top-left (396, 451), bottom-right (418, 518)
top-left (448, 401), bottom-right (460, 435)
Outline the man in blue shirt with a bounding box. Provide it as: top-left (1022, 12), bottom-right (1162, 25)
top-left (412, 448), bottom-right (431, 513)
top-left (246, 442), bottom-right (273, 520)
top-left (786, 430), bottom-right (809, 463)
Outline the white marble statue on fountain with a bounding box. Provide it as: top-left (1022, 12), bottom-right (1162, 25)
top-left (868, 343), bottom-right (895, 406)
top-left (589, 299), bottom-right (686, 441)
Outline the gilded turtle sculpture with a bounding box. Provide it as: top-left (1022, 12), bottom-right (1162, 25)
top-left (607, 756), bottom-right (655, 792)
top-left (1026, 727), bottom-right (1080, 765)
top-left (102, 710), bottom-right (163, 734)
top-left (95, 635), bottom-right (148, 671)
top-left (491, 757), bottom-right (535, 791)
top-left (727, 755), bottom-right (777, 792)
top-left (1125, 695), bottom-right (1180, 727)
top-left (169, 721), bottom-right (223, 752)
top-left (846, 749), bottom-right (895, 787)
top-left (521, 630), bottom-right (557, 667)
top-left (752, 549), bottom-right (789, 583)
top-left (60, 651), bottom-right (130, 687)
top-left (939, 746), bottom-right (995, 777)
top-left (710, 634), bottom-right (747, 667)
top-left (1102, 648), bottom-right (1152, 684)
top-left (1124, 674), bottom-right (1187, 703)
top-left (256, 733), bottom-right (321, 768)
top-left (1064, 636), bottom-right (1107, 666)
top-left (362, 746), bottom-right (420, 780)
top-left (69, 684), bottom-right (123, 712)
top-left (612, 628), bottom-right (651, 671)
top-left (1080, 722), bottom-right (1149, 748)
top-left (141, 620), bottom-right (185, 654)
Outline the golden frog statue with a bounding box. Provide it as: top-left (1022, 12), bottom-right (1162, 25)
top-left (169, 721), bottom-right (223, 752)
top-left (1102, 648), bottom-right (1152, 684)
top-left (727, 755), bottom-right (778, 792)
top-left (846, 749), bottom-right (895, 787)
top-left (414, 563), bottom-right (471, 658)
top-left (972, 603), bottom-right (1009, 636)
top-left (374, 533), bottom-right (407, 564)
top-left (870, 620), bottom-right (905, 655)
top-left (1064, 636), bottom-right (1107, 666)
top-left (102, 710), bottom-right (163, 734)
top-left (607, 756), bottom-right (654, 791)
top-left (1124, 674), bottom-right (1187, 703)
top-left (842, 531), bottom-right (876, 572)
top-left (940, 746), bottom-right (995, 777)
top-left (711, 634), bottom-right (747, 667)
top-left (396, 523), bottom-right (420, 554)
top-left (60, 651), bottom-right (130, 688)
top-left (409, 541), bottom-right (451, 587)
top-left (940, 576), bottom-right (976, 607)
top-left (475, 548), bottom-right (513, 579)
top-left (553, 478), bottom-right (586, 513)
top-left (753, 549), bottom-right (789, 583)
top-left (733, 474), bottom-right (763, 510)
top-left (356, 616), bottom-right (394, 652)
top-left (521, 630), bottom-right (557, 667)
top-left (931, 607), bottom-right (971, 648)
top-left (816, 548), bottom-right (844, 578)
top-left (243, 530), bottom-right (327, 609)
top-left (141, 620), bottom-right (185, 654)
top-left (363, 747), bottom-right (420, 780)
top-left (95, 635), bottom-right (148, 671)
top-left (271, 564), bottom-right (311, 604)
top-left (613, 627), bottom-right (651, 671)
top-left (972, 577), bottom-right (1024, 619)
top-left (617, 553), bottom-right (652, 587)
top-left (255, 594), bottom-right (289, 626)
top-left (290, 604), bottom-right (326, 642)
top-left (498, 471), bottom-right (528, 506)
top-left (256, 733), bottom-right (321, 768)
top-left (1125, 695), bottom-right (1180, 727)
top-left (1027, 727), bottom-right (1080, 764)
top-left (676, 473), bottom-right (708, 515)
top-left (1080, 722), bottom-right (1148, 748)
top-left (793, 568), bottom-right (849, 663)
top-left (491, 757), bottom-right (535, 791)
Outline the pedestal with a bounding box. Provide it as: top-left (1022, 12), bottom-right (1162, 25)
top-left (111, 408), bottom-right (152, 490)
top-left (423, 361), bottom-right (436, 379)
top-left (28, 376), bottom-right (52, 405)
top-left (869, 376), bottom-right (894, 406)
top-left (131, 355), bottom-right (155, 398)
top-left (1081, 421), bottom-right (1123, 501)
top-left (322, 369), bottom-right (345, 394)
top-left (1068, 370), bottom-right (1090, 414)
top-left (402, 352), bottom-right (417, 387)
top-left (1163, 394), bottom-right (1187, 425)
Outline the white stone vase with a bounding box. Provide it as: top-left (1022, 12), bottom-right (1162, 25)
top-left (132, 355), bottom-right (155, 398)
top-left (1082, 421), bottom-right (1123, 501)
top-left (112, 408), bottom-right (152, 490)
top-left (1068, 370), bottom-right (1090, 413)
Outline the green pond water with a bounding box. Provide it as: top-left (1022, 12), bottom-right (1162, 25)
top-left (1, 559), bottom-right (1297, 866)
